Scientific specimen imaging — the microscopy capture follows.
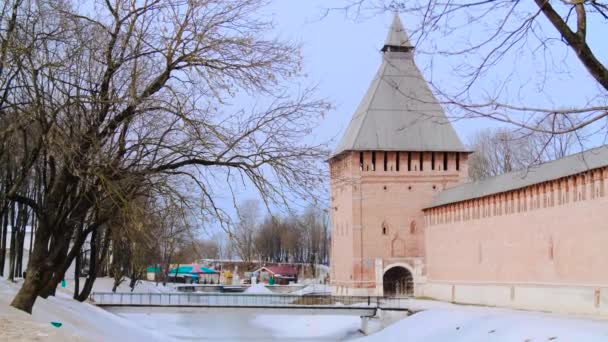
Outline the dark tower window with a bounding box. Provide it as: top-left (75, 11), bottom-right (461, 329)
top-left (407, 152), bottom-right (412, 171)
top-left (456, 153), bottom-right (460, 171)
top-left (419, 152), bottom-right (423, 171)
top-left (431, 152), bottom-right (435, 170)
top-left (384, 151), bottom-right (388, 171)
top-left (359, 152), bottom-right (364, 171)
top-left (443, 152), bottom-right (448, 171)
top-left (371, 151), bottom-right (376, 171)
top-left (396, 152), bottom-right (400, 171)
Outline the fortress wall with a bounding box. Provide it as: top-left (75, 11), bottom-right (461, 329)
top-left (423, 168), bottom-right (608, 316)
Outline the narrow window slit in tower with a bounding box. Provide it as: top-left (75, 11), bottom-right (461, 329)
top-left (359, 152), bottom-right (364, 171)
top-left (384, 151), bottom-right (388, 171)
top-left (456, 153), bottom-right (460, 171)
top-left (396, 152), bottom-right (400, 171)
top-left (431, 152), bottom-right (435, 170)
top-left (419, 152), bottom-right (423, 171)
top-left (407, 152), bottom-right (412, 171)
top-left (443, 152), bottom-right (448, 171)
top-left (371, 151), bottom-right (376, 171)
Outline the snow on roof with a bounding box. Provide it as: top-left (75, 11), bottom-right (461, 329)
top-left (427, 145), bottom-right (608, 209)
top-left (256, 265), bottom-right (298, 276)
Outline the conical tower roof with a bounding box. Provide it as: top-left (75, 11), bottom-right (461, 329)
top-left (333, 13), bottom-right (467, 157)
top-left (383, 12), bottom-right (413, 50)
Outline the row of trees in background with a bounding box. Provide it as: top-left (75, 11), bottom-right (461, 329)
top-left (233, 200), bottom-right (330, 266)
top-left (468, 123), bottom-right (580, 181)
top-left (0, 0), bottom-right (328, 313)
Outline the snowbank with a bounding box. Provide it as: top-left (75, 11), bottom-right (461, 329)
top-left (245, 283), bottom-right (274, 294)
top-left (76, 277), bottom-right (175, 294)
top-left (359, 307), bottom-right (608, 342)
top-left (0, 310), bottom-right (80, 341)
top-left (0, 278), bottom-right (171, 341)
top-left (291, 283), bottom-right (331, 295)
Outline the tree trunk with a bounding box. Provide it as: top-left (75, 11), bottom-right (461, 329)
top-left (8, 204), bottom-right (16, 281)
top-left (9, 238), bottom-right (50, 313)
top-left (129, 274), bottom-right (137, 292)
top-left (77, 275), bottom-right (96, 302)
top-left (40, 222), bottom-right (92, 298)
top-left (73, 251), bottom-right (81, 299)
top-left (155, 263), bottom-right (159, 286)
top-left (76, 227), bottom-right (110, 302)
top-left (16, 226), bottom-right (24, 277)
top-left (10, 213), bottom-right (61, 312)
top-left (28, 211), bottom-right (35, 261)
top-left (0, 203), bottom-right (8, 276)
top-left (38, 239), bottom-right (72, 298)
top-left (15, 203), bottom-right (28, 277)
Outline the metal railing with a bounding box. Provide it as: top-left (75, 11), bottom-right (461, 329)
top-left (89, 292), bottom-right (412, 310)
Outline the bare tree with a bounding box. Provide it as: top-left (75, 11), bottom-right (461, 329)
top-left (232, 199), bottom-right (261, 262)
top-left (211, 231), bottom-right (232, 260)
top-left (468, 128), bottom-right (539, 181)
top-left (195, 240), bottom-right (220, 260)
top-left (468, 125), bottom-right (578, 181)
top-left (153, 198), bottom-right (194, 285)
top-left (253, 206), bottom-right (329, 266)
top-left (300, 206), bottom-right (324, 277)
top-left (2, 0), bottom-right (329, 313)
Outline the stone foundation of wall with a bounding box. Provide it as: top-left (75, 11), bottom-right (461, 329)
top-left (421, 281), bottom-right (608, 317)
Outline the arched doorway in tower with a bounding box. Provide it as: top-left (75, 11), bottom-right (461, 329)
top-left (383, 266), bottom-right (413, 297)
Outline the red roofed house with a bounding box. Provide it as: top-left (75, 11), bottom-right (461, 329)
top-left (255, 265), bottom-right (298, 285)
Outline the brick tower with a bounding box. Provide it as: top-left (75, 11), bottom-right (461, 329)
top-left (329, 14), bottom-right (470, 296)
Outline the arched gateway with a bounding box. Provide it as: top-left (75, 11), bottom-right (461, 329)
top-left (383, 266), bottom-right (414, 297)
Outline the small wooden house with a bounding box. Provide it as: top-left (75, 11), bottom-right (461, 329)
top-left (255, 265), bottom-right (298, 285)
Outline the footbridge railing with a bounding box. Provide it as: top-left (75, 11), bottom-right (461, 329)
top-left (89, 292), bottom-right (412, 312)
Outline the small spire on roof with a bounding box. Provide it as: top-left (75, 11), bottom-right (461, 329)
top-left (382, 12), bottom-right (413, 52)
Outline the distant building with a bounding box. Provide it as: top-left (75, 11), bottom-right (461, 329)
top-left (329, 13), bottom-right (608, 316)
top-left (146, 265), bottom-right (162, 281)
top-left (165, 264), bottom-right (220, 284)
top-left (255, 265), bottom-right (298, 285)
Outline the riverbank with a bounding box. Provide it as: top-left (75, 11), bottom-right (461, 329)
top-left (0, 278), bottom-right (168, 341)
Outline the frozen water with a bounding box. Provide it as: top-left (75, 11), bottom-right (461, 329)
top-left (109, 307), bottom-right (362, 341)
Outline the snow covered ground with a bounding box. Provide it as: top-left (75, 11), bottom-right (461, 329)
top-left (74, 276), bottom-right (175, 294)
top-left (291, 283), bottom-right (332, 295)
top-left (0, 278), bottom-right (170, 341)
top-left (359, 304), bottom-right (608, 342)
top-left (245, 282), bottom-right (274, 294)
